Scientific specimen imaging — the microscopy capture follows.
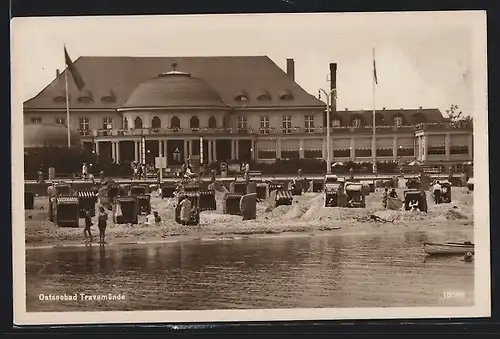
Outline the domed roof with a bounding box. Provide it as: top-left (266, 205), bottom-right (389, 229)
top-left (24, 123), bottom-right (82, 149)
top-left (120, 63), bottom-right (228, 109)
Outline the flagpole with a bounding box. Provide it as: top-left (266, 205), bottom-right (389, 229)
top-left (65, 45), bottom-right (71, 148)
top-left (372, 48), bottom-right (376, 174)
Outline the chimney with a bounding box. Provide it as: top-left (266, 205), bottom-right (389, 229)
top-left (56, 69), bottom-right (60, 77)
top-left (382, 107), bottom-right (386, 110)
top-left (286, 58), bottom-right (295, 81)
top-left (329, 63), bottom-right (337, 113)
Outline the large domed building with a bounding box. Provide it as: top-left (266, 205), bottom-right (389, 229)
top-left (22, 55), bottom-right (473, 172)
top-left (120, 64), bottom-right (229, 110)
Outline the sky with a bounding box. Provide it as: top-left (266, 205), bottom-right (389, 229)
top-left (11, 11), bottom-right (487, 116)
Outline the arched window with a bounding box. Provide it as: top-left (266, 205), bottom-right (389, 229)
top-left (170, 116), bottom-right (180, 129)
top-left (123, 118), bottom-right (129, 129)
top-left (330, 114), bottom-right (342, 127)
top-left (351, 115), bottom-right (364, 128)
top-left (235, 95), bottom-right (248, 102)
top-left (151, 116), bottom-right (161, 128)
top-left (208, 116), bottom-right (217, 129)
top-left (393, 115), bottom-right (404, 127)
top-left (279, 90), bottom-right (294, 101)
top-left (134, 117), bottom-right (143, 129)
top-left (190, 116), bottom-right (200, 129)
top-left (257, 94), bottom-right (271, 101)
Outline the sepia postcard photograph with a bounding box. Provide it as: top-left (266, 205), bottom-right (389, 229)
top-left (11, 11), bottom-right (490, 325)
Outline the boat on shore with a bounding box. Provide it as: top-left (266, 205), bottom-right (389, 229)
top-left (423, 242), bottom-right (474, 255)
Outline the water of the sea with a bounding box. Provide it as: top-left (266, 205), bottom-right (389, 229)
top-left (26, 232), bottom-right (474, 311)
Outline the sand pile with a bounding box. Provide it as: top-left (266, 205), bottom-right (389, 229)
top-left (282, 204), bottom-right (310, 220)
top-left (264, 205), bottom-right (291, 219)
top-left (201, 213), bottom-right (241, 225)
top-left (445, 208), bottom-right (469, 220)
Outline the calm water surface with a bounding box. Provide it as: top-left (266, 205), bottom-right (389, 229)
top-left (26, 232), bottom-right (474, 311)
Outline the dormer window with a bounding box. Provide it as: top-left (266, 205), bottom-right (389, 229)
top-left (353, 118), bottom-right (362, 128)
top-left (257, 91), bottom-right (271, 101)
top-left (332, 119), bottom-right (341, 127)
top-left (235, 95), bottom-right (248, 102)
top-left (101, 96), bottom-right (115, 103)
top-left (77, 90), bottom-right (93, 103)
top-left (53, 95), bottom-right (66, 103)
top-left (279, 90), bottom-right (294, 101)
top-left (100, 89), bottom-right (116, 103)
top-left (78, 96), bottom-right (93, 103)
top-left (394, 116), bottom-right (403, 127)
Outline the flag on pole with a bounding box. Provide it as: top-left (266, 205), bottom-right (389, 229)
top-left (64, 47), bottom-right (86, 91)
top-left (373, 48), bottom-right (378, 85)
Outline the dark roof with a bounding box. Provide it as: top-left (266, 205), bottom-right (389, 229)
top-left (24, 56), bottom-right (325, 110)
top-left (330, 108), bottom-right (444, 126)
top-left (121, 70), bottom-right (228, 109)
top-left (24, 123), bottom-right (82, 148)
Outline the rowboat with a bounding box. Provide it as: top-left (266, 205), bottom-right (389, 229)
top-left (423, 242), bottom-right (474, 255)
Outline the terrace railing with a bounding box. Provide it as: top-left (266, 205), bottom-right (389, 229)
top-left (79, 122), bottom-right (473, 138)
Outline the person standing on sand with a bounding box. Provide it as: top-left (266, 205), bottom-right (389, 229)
top-left (153, 211), bottom-right (162, 223)
top-left (145, 210), bottom-right (161, 226)
top-left (145, 212), bottom-right (156, 226)
top-left (97, 206), bottom-right (108, 244)
top-left (382, 188), bottom-right (388, 208)
top-left (433, 180), bottom-right (442, 204)
top-left (389, 188), bottom-right (398, 199)
top-left (229, 177), bottom-right (237, 193)
top-left (84, 210), bottom-right (93, 242)
top-left (82, 163), bottom-right (88, 181)
top-left (179, 195), bottom-right (192, 226)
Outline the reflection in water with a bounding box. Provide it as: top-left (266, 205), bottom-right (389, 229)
top-left (26, 233), bottom-right (474, 312)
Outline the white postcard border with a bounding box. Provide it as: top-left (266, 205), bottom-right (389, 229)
top-left (11, 11), bottom-right (490, 325)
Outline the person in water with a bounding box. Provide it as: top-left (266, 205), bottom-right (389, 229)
top-left (83, 210), bottom-right (93, 242)
top-left (97, 206), bottom-right (108, 244)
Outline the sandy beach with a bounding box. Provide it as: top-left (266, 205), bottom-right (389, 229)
top-left (24, 186), bottom-right (474, 248)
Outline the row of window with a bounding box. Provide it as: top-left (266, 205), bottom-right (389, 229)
top-left (30, 117), bottom-right (66, 125)
top-left (331, 148), bottom-right (416, 157)
top-left (28, 115), bottom-right (426, 133)
top-left (427, 145), bottom-right (469, 155)
top-left (235, 92), bottom-right (293, 102)
top-left (332, 116), bottom-right (405, 128)
top-left (53, 94), bottom-right (116, 104)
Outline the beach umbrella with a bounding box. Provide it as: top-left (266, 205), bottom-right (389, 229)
top-left (463, 161), bottom-right (473, 165)
top-left (332, 161), bottom-right (344, 167)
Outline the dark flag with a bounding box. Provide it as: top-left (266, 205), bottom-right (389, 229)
top-left (64, 47), bottom-right (86, 91)
top-left (372, 48), bottom-right (378, 85)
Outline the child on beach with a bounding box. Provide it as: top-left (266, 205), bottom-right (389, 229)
top-left (84, 210), bottom-right (93, 242)
top-left (382, 188), bottom-right (388, 208)
top-left (179, 195), bottom-right (192, 226)
top-left (97, 206), bottom-right (108, 244)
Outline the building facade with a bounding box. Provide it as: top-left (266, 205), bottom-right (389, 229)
top-left (23, 56), bottom-right (473, 168)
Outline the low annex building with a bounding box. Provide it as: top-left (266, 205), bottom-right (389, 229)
top-left (23, 56), bottom-right (473, 168)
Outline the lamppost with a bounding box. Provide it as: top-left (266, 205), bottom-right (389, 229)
top-left (397, 145), bottom-right (403, 175)
top-left (319, 87), bottom-right (337, 174)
